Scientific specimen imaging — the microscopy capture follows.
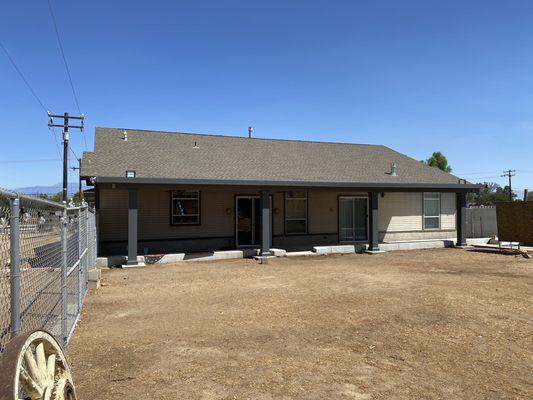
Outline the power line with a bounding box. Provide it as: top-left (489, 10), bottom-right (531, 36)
top-left (47, 0), bottom-right (82, 115)
top-left (69, 146), bottom-right (79, 161)
top-left (47, 0), bottom-right (88, 152)
top-left (464, 176), bottom-right (502, 181)
top-left (0, 159), bottom-right (60, 164)
top-left (0, 39), bottom-right (65, 163)
top-left (0, 41), bottom-right (48, 113)
top-left (50, 127), bottom-right (63, 159)
top-left (455, 170), bottom-right (501, 175)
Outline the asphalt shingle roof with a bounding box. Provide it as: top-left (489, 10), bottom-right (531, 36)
top-left (81, 127), bottom-right (467, 187)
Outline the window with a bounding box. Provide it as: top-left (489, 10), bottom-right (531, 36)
top-left (423, 192), bottom-right (440, 229)
top-left (285, 191), bottom-right (307, 234)
top-left (171, 190), bottom-right (200, 225)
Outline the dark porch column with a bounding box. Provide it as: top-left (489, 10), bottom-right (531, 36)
top-left (127, 189), bottom-right (138, 265)
top-left (260, 190), bottom-right (271, 258)
top-left (456, 192), bottom-right (467, 247)
top-left (368, 192), bottom-right (380, 251)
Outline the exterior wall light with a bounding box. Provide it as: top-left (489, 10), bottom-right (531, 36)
top-left (225, 208), bottom-right (232, 215)
top-left (126, 171), bottom-right (136, 178)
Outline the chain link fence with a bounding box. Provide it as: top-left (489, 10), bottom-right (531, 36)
top-left (0, 188), bottom-right (96, 352)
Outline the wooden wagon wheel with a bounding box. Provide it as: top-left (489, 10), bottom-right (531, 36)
top-left (0, 330), bottom-right (77, 400)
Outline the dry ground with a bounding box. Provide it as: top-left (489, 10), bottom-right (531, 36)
top-left (68, 249), bottom-right (533, 399)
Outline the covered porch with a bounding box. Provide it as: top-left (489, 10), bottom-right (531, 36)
top-left (93, 180), bottom-right (470, 266)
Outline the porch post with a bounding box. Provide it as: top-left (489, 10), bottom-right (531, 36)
top-left (260, 190), bottom-right (271, 259)
top-left (456, 192), bottom-right (467, 247)
top-left (368, 192), bottom-right (380, 252)
top-left (127, 188), bottom-right (138, 265)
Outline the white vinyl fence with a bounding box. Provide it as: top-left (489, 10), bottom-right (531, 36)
top-left (465, 206), bottom-right (497, 238)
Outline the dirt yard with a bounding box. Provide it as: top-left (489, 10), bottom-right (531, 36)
top-left (68, 249), bottom-right (533, 399)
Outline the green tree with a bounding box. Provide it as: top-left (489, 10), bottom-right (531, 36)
top-left (421, 151), bottom-right (452, 173)
top-left (467, 182), bottom-right (517, 205)
top-left (71, 191), bottom-right (84, 206)
top-left (39, 192), bottom-right (63, 203)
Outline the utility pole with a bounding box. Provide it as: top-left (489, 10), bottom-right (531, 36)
top-left (71, 158), bottom-right (83, 204)
top-left (501, 169), bottom-right (516, 201)
top-left (48, 112), bottom-right (84, 203)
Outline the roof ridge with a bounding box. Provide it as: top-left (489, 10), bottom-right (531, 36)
top-left (94, 126), bottom-right (385, 148)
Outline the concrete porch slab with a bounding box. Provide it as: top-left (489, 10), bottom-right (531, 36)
top-left (122, 262), bottom-right (146, 268)
top-left (378, 237), bottom-right (491, 252)
top-left (98, 238), bottom-right (495, 267)
top-left (285, 251), bottom-right (317, 257)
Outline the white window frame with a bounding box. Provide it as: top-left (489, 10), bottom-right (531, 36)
top-left (285, 192), bottom-right (308, 235)
top-left (423, 192), bottom-right (441, 230)
top-left (171, 190), bottom-right (200, 225)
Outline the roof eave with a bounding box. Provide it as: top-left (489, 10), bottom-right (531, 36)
top-left (91, 176), bottom-right (481, 192)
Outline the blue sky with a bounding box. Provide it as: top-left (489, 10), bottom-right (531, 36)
top-left (1, 0), bottom-right (532, 194)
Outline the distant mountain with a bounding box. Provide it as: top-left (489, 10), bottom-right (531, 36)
top-left (13, 182), bottom-right (84, 196)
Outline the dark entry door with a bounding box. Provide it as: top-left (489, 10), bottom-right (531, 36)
top-left (236, 196), bottom-right (261, 247)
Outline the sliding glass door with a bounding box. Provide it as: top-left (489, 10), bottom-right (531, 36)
top-left (236, 196), bottom-right (261, 247)
top-left (339, 196), bottom-right (368, 242)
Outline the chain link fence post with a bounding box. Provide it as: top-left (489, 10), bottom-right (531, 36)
top-left (61, 208), bottom-right (68, 347)
top-left (77, 207), bottom-right (83, 312)
top-left (9, 197), bottom-right (21, 338)
top-left (86, 207), bottom-right (90, 290)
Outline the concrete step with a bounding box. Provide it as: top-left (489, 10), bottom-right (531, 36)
top-left (270, 248), bottom-right (286, 257)
top-left (313, 245), bottom-right (356, 255)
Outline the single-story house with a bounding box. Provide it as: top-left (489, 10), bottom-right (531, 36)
top-left (80, 127), bottom-right (480, 265)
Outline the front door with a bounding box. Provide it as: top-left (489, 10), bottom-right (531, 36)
top-left (339, 196), bottom-right (368, 242)
top-left (236, 196), bottom-right (261, 247)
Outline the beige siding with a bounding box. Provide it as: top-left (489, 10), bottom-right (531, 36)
top-left (440, 192), bottom-right (456, 230)
top-left (379, 192), bottom-right (423, 232)
top-left (308, 191), bottom-right (338, 234)
top-left (98, 188), bottom-right (235, 242)
top-left (272, 192), bottom-right (284, 236)
top-left (138, 189), bottom-right (234, 240)
top-left (98, 189), bottom-right (127, 241)
top-left (378, 191), bottom-right (456, 233)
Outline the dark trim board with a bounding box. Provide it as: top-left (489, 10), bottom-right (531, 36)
top-left (100, 235), bottom-right (235, 244)
top-left (273, 232), bottom-right (337, 238)
top-left (377, 229), bottom-right (456, 234)
top-left (92, 176), bottom-right (481, 192)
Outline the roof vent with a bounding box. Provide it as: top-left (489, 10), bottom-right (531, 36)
top-left (123, 131), bottom-right (128, 141)
top-left (193, 141), bottom-right (199, 149)
top-left (390, 162), bottom-right (398, 177)
top-left (248, 126), bottom-right (253, 138)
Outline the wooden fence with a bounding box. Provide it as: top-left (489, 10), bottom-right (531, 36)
top-left (496, 202), bottom-right (533, 245)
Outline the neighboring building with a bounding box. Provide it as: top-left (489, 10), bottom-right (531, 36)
top-left (81, 127), bottom-right (479, 264)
